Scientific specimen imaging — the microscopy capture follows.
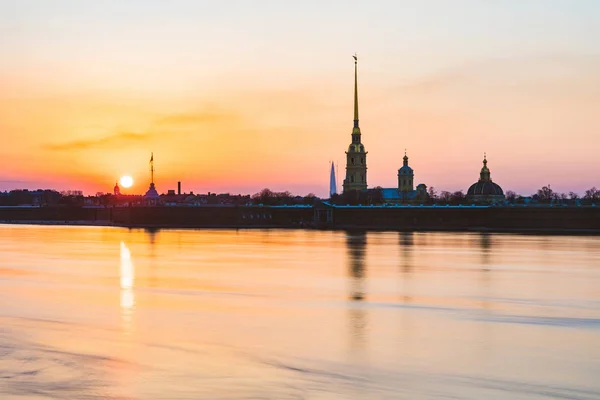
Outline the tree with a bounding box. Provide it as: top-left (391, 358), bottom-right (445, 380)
top-left (428, 186), bottom-right (438, 201)
top-left (536, 185), bottom-right (554, 203)
top-left (568, 192), bottom-right (580, 200)
top-left (450, 190), bottom-right (466, 205)
top-left (439, 191), bottom-right (452, 204)
top-left (302, 193), bottom-right (318, 205)
top-left (584, 187), bottom-right (600, 202)
top-left (505, 190), bottom-right (518, 203)
top-left (252, 188), bottom-right (274, 205)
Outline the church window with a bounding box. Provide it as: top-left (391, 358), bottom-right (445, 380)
top-left (360, 157), bottom-right (364, 164)
top-left (351, 175), bottom-right (355, 183)
top-left (361, 174), bottom-right (364, 182)
top-left (351, 157), bottom-right (355, 165)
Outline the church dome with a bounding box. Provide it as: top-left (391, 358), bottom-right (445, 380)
top-left (467, 154), bottom-right (504, 197)
top-left (398, 165), bottom-right (413, 174)
top-left (467, 181), bottom-right (504, 196)
top-left (398, 153), bottom-right (413, 174)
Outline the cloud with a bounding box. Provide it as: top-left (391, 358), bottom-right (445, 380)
top-left (155, 111), bottom-right (236, 126)
top-left (43, 109), bottom-right (240, 151)
top-left (44, 132), bottom-right (150, 150)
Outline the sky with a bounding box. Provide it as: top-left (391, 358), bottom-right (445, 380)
top-left (1, 0), bottom-right (599, 197)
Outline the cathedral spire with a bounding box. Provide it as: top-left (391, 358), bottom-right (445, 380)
top-left (353, 54), bottom-right (359, 128)
top-left (343, 55), bottom-right (367, 194)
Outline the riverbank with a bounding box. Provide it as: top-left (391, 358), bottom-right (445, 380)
top-left (1, 205), bottom-right (599, 234)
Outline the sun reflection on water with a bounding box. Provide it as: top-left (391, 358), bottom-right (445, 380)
top-left (120, 241), bottom-right (135, 332)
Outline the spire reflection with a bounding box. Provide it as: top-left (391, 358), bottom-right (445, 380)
top-left (347, 232), bottom-right (366, 301)
top-left (345, 231), bottom-right (367, 354)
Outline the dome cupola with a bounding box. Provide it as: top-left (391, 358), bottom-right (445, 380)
top-left (466, 153), bottom-right (505, 202)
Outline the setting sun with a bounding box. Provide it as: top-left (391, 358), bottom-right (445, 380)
top-left (120, 175), bottom-right (134, 188)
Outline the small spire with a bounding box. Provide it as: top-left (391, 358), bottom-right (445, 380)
top-left (480, 153), bottom-right (491, 182)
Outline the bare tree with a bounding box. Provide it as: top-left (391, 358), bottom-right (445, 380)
top-left (505, 190), bottom-right (518, 202)
top-left (536, 185), bottom-right (554, 203)
top-left (428, 186), bottom-right (438, 200)
top-left (439, 191), bottom-right (452, 204)
top-left (584, 187), bottom-right (600, 201)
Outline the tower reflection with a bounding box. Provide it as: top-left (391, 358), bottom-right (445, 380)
top-left (145, 228), bottom-right (158, 289)
top-left (399, 232), bottom-right (414, 303)
top-left (120, 241), bottom-right (135, 333)
top-left (346, 232), bottom-right (367, 301)
top-left (479, 233), bottom-right (493, 311)
top-left (345, 231), bottom-right (367, 353)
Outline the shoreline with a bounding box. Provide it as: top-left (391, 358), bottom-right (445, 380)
top-left (2, 220), bottom-right (600, 235)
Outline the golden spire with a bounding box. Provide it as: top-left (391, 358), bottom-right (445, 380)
top-left (150, 152), bottom-right (154, 184)
top-left (353, 53), bottom-right (359, 128)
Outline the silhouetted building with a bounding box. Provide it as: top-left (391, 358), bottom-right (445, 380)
top-left (343, 55), bottom-right (368, 193)
top-left (144, 152), bottom-right (160, 205)
top-left (114, 182), bottom-right (121, 196)
top-left (330, 162), bottom-right (337, 197)
top-left (381, 152), bottom-right (429, 204)
top-left (467, 154), bottom-right (505, 204)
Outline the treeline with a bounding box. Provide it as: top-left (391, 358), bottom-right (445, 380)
top-left (0, 189), bottom-right (66, 206)
top-left (251, 189), bottom-right (318, 206)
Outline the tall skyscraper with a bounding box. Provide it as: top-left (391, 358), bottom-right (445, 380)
top-left (343, 55), bottom-right (368, 193)
top-left (329, 161), bottom-right (337, 197)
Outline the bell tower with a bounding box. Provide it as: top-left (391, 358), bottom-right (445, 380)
top-left (398, 151), bottom-right (414, 192)
top-left (342, 55), bottom-right (368, 193)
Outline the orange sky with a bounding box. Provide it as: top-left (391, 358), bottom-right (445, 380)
top-left (1, 1), bottom-right (599, 197)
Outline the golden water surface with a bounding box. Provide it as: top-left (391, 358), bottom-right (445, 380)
top-left (1, 225), bottom-right (599, 399)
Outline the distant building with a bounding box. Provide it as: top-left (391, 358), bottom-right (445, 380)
top-left (144, 152), bottom-right (160, 205)
top-left (466, 155), bottom-right (505, 204)
top-left (329, 162), bottom-right (337, 197)
top-left (381, 152), bottom-right (429, 204)
top-left (114, 182), bottom-right (121, 196)
top-left (343, 55), bottom-right (368, 193)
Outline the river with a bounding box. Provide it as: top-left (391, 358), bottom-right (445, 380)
top-left (1, 225), bottom-right (599, 399)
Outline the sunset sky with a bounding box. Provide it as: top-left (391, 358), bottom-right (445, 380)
top-left (1, 0), bottom-right (599, 197)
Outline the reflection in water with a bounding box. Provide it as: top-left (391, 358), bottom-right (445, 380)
top-left (3, 227), bottom-right (600, 399)
top-left (120, 242), bottom-right (135, 332)
top-left (346, 232), bottom-right (367, 301)
top-left (480, 232), bottom-right (491, 271)
top-left (145, 228), bottom-right (158, 289)
top-left (399, 232), bottom-right (414, 303)
top-left (479, 233), bottom-right (493, 312)
top-left (345, 232), bottom-right (367, 354)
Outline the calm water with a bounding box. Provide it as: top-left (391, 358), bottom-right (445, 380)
top-left (1, 225), bottom-right (600, 400)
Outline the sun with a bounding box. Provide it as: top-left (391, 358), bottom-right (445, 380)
top-left (120, 175), bottom-right (134, 188)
